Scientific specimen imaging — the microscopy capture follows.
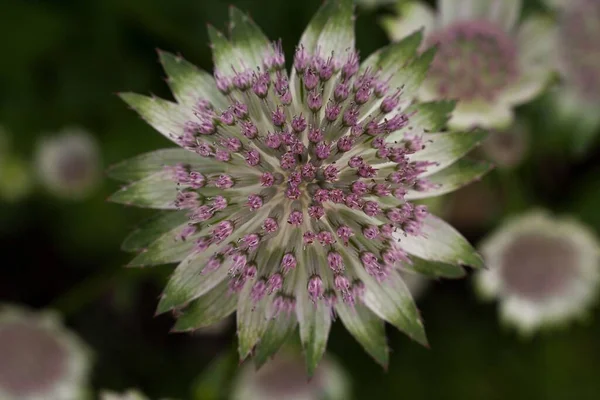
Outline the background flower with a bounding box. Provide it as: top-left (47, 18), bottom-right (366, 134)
top-left (475, 210), bottom-right (600, 334)
top-left (35, 127), bottom-right (101, 200)
top-left (381, 0), bottom-right (555, 130)
top-left (0, 305), bottom-right (92, 400)
top-left (543, 0), bottom-right (600, 154)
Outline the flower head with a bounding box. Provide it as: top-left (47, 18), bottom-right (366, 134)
top-left (35, 127), bottom-right (101, 199)
top-left (381, 0), bottom-right (555, 130)
top-left (110, 0), bottom-right (487, 371)
top-left (0, 305), bottom-right (91, 400)
top-left (544, 0), bottom-right (600, 152)
top-left (231, 352), bottom-right (349, 400)
top-left (475, 210), bottom-right (600, 334)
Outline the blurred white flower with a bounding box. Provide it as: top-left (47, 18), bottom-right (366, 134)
top-left (475, 210), bottom-right (600, 334)
top-left (231, 352), bottom-right (349, 400)
top-left (0, 305), bottom-right (92, 400)
top-left (544, 0), bottom-right (600, 153)
top-left (381, 0), bottom-right (555, 130)
top-left (35, 127), bottom-right (101, 199)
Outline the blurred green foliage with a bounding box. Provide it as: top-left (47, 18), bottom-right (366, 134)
top-left (1, 0), bottom-right (600, 399)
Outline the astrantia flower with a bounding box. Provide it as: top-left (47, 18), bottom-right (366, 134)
top-left (475, 210), bottom-right (600, 334)
top-left (35, 127), bottom-right (101, 199)
top-left (231, 352), bottom-right (349, 400)
top-left (381, 0), bottom-right (555, 130)
top-left (110, 0), bottom-right (487, 371)
top-left (0, 305), bottom-right (91, 400)
top-left (544, 0), bottom-right (600, 152)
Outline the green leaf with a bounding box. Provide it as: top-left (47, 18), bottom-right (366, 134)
top-left (405, 256), bottom-right (466, 279)
top-left (119, 93), bottom-right (188, 143)
top-left (336, 302), bottom-right (389, 367)
top-left (405, 159), bottom-right (493, 200)
top-left (107, 148), bottom-right (223, 182)
top-left (359, 270), bottom-right (428, 346)
top-left (397, 214), bottom-right (484, 268)
top-left (253, 309), bottom-right (297, 369)
top-left (122, 211), bottom-right (189, 252)
top-left (108, 171), bottom-right (179, 209)
top-left (403, 100), bottom-right (457, 132)
top-left (156, 253), bottom-right (230, 314)
top-left (315, 0), bottom-right (354, 59)
top-left (158, 51), bottom-right (228, 109)
top-left (237, 284), bottom-right (270, 360)
top-left (402, 129), bottom-right (488, 177)
top-left (228, 7), bottom-right (271, 70)
top-left (171, 281), bottom-right (237, 332)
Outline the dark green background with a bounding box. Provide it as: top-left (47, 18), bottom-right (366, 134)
top-left (1, 0), bottom-right (600, 399)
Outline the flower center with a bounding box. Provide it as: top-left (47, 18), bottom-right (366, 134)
top-left (559, 0), bottom-right (600, 102)
top-left (500, 234), bottom-right (578, 301)
top-left (0, 322), bottom-right (68, 396)
top-left (427, 20), bottom-right (519, 101)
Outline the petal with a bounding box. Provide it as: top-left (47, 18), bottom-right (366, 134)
top-left (297, 0), bottom-right (350, 54)
top-left (121, 211), bottom-right (189, 252)
top-left (119, 93), bottom-right (188, 145)
top-left (237, 283), bottom-right (271, 360)
top-left (295, 251), bottom-right (332, 377)
top-left (228, 7), bottom-right (271, 70)
top-left (335, 302), bottom-right (389, 367)
top-left (171, 281), bottom-right (238, 332)
top-left (486, 0), bottom-right (522, 31)
top-left (405, 256), bottom-right (467, 279)
top-left (405, 159), bottom-right (493, 200)
top-left (405, 129), bottom-right (488, 177)
top-left (389, 47), bottom-right (437, 101)
top-left (400, 100), bottom-right (457, 133)
top-left (448, 100), bottom-right (514, 130)
top-left (158, 51), bottom-right (228, 109)
top-left (253, 311), bottom-right (298, 369)
top-left (108, 171), bottom-right (180, 209)
top-left (361, 29), bottom-right (423, 73)
top-left (156, 254), bottom-right (231, 314)
top-left (315, 0), bottom-right (354, 58)
top-left (500, 70), bottom-right (551, 106)
top-left (107, 148), bottom-right (223, 182)
top-left (358, 269), bottom-right (428, 346)
top-left (126, 224), bottom-right (195, 267)
top-left (516, 15), bottom-right (556, 67)
top-left (396, 214), bottom-right (484, 268)
top-left (473, 268), bottom-right (502, 300)
top-left (380, 2), bottom-right (436, 42)
top-left (207, 25), bottom-right (241, 79)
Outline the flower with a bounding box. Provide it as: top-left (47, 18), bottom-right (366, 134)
top-left (475, 210), bottom-right (600, 334)
top-left (35, 127), bottom-right (101, 199)
top-left (381, 0), bottom-right (555, 130)
top-left (0, 305), bottom-right (92, 400)
top-left (544, 0), bottom-right (600, 153)
top-left (110, 0), bottom-right (488, 371)
top-left (231, 352), bottom-right (349, 400)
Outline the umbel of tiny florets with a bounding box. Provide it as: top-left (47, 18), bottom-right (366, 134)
top-left (110, 0), bottom-right (489, 373)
